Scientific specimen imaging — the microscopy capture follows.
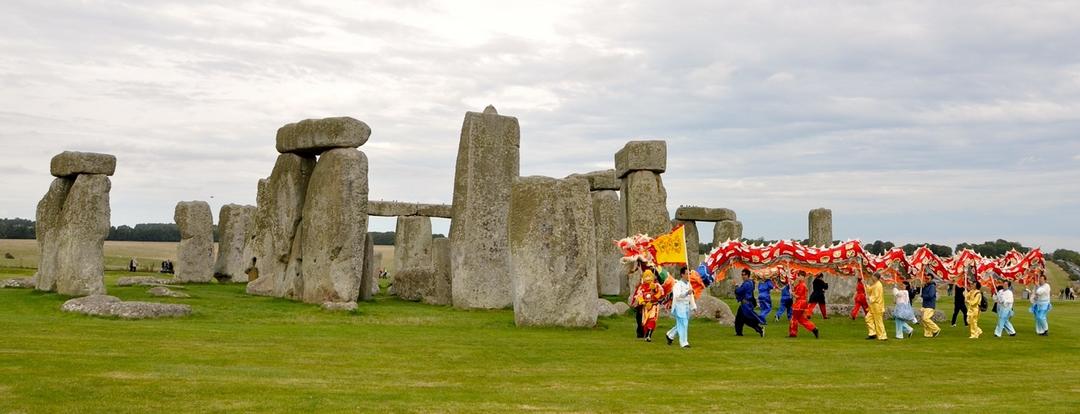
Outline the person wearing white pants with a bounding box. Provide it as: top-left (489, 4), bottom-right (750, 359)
top-left (666, 268), bottom-right (697, 348)
top-left (1027, 273), bottom-right (1052, 336)
top-left (994, 282), bottom-right (1016, 337)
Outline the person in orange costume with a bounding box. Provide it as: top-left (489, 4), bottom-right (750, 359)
top-left (633, 269), bottom-right (664, 342)
top-left (864, 272), bottom-right (887, 341)
top-left (850, 276), bottom-right (868, 319)
top-left (788, 271), bottom-right (819, 338)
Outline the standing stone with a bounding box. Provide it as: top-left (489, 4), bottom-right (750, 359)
top-left (174, 201), bottom-right (214, 283)
top-left (710, 219), bottom-right (744, 298)
top-left (509, 176), bottom-right (597, 327)
top-left (214, 204), bottom-right (256, 283)
top-left (55, 174), bottom-right (110, 296)
top-left (449, 105), bottom-right (520, 309)
top-left (423, 238), bottom-right (453, 306)
top-left (676, 219), bottom-right (700, 267)
top-left (247, 153), bottom-right (316, 297)
top-left (390, 215), bottom-right (435, 301)
top-left (809, 208), bottom-right (833, 247)
top-left (593, 189), bottom-right (627, 296)
top-left (358, 233), bottom-right (376, 301)
top-left (621, 170), bottom-right (670, 237)
top-left (34, 177), bottom-right (73, 291)
top-left (300, 148), bottom-right (368, 304)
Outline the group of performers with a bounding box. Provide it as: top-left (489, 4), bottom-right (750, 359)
top-left (629, 262), bottom-right (1055, 346)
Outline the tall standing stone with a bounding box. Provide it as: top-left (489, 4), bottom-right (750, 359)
top-left (809, 208), bottom-right (833, 247)
top-left (509, 176), bottom-right (597, 327)
top-left (300, 148), bottom-right (368, 304)
top-left (247, 153), bottom-right (316, 297)
top-left (390, 215), bottom-right (434, 301)
top-left (214, 204), bottom-right (256, 283)
top-left (34, 177), bottom-right (73, 291)
top-left (55, 174), bottom-right (111, 296)
top-left (423, 238), bottom-right (453, 306)
top-left (616, 141), bottom-right (670, 238)
top-left (593, 189), bottom-right (627, 295)
top-left (174, 201), bottom-right (214, 283)
top-left (449, 105), bottom-right (520, 309)
top-left (359, 233), bottom-right (377, 301)
top-left (710, 219), bottom-right (744, 298)
top-left (676, 219), bottom-right (700, 267)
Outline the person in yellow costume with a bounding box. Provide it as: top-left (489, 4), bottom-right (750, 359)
top-left (864, 272), bottom-right (887, 341)
top-left (964, 280), bottom-right (984, 339)
top-left (633, 269), bottom-right (664, 342)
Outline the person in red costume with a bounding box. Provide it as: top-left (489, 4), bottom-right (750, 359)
top-left (632, 269), bottom-right (664, 342)
top-left (789, 271), bottom-right (820, 338)
top-left (851, 276), bottom-right (869, 319)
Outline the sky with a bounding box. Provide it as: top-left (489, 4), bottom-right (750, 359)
top-left (1, 0), bottom-right (1078, 250)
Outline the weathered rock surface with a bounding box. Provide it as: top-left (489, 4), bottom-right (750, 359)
top-left (693, 294), bottom-right (735, 326)
top-left (50, 151), bottom-right (116, 177)
top-left (676, 219), bottom-right (701, 267)
top-left (390, 215), bottom-right (434, 301)
top-left (449, 105), bottom-right (520, 309)
top-left (675, 206), bottom-right (736, 222)
top-left (1, 278), bottom-right (34, 288)
top-left (713, 220), bottom-right (743, 245)
top-left (415, 203), bottom-right (453, 218)
top-left (214, 204), bottom-right (256, 283)
top-left (174, 201), bottom-right (214, 283)
top-left (358, 233), bottom-right (377, 301)
top-left (808, 208), bottom-right (833, 247)
top-left (34, 177), bottom-right (73, 292)
top-left (568, 169), bottom-right (620, 191)
top-left (147, 286), bottom-right (190, 298)
top-left (321, 301), bottom-right (358, 312)
top-left (61, 295), bottom-right (191, 319)
top-left (300, 148), bottom-right (368, 304)
top-left (367, 201), bottom-right (453, 218)
top-left (615, 140), bottom-right (667, 178)
top-left (422, 238), bottom-right (453, 306)
top-left (247, 153), bottom-right (316, 298)
top-left (597, 299), bottom-right (620, 317)
top-left (824, 274), bottom-right (857, 305)
top-left (55, 174), bottom-right (110, 297)
top-left (621, 170), bottom-right (670, 237)
top-left (510, 176), bottom-right (597, 327)
top-left (593, 190), bottom-right (627, 296)
top-left (612, 301), bottom-right (631, 315)
top-left (116, 277), bottom-right (173, 287)
top-left (276, 117), bottom-right (370, 154)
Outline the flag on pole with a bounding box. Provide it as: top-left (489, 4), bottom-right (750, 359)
top-left (650, 224), bottom-right (688, 266)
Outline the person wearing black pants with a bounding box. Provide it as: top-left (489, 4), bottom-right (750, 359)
top-left (734, 269), bottom-right (765, 337)
top-left (951, 278), bottom-right (969, 327)
top-left (808, 273), bottom-right (829, 319)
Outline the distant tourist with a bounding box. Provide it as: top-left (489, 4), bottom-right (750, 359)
top-left (1026, 272), bottom-right (1052, 336)
top-left (808, 273), bottom-right (828, 319)
top-left (665, 267), bottom-right (697, 348)
top-left (128, 258), bottom-right (138, 272)
top-left (964, 281), bottom-right (984, 339)
top-left (993, 282), bottom-right (1017, 338)
top-left (919, 276), bottom-right (941, 338)
top-left (787, 271), bottom-right (818, 338)
top-left (864, 272), bottom-right (886, 341)
top-left (850, 275), bottom-right (868, 320)
top-left (734, 269), bottom-right (765, 337)
top-left (891, 280), bottom-right (917, 339)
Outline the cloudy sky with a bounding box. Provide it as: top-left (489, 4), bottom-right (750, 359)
top-left (2, 0), bottom-right (1079, 250)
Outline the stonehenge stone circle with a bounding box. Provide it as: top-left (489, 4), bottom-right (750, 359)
top-left (509, 176), bottom-right (597, 327)
top-left (675, 206), bottom-right (736, 222)
top-left (50, 151), bottom-right (116, 177)
top-left (55, 173), bottom-right (111, 296)
top-left (449, 105), bottom-right (520, 309)
top-left (246, 153), bottom-right (316, 298)
top-left (174, 201), bottom-right (215, 283)
top-left (422, 238), bottom-right (453, 306)
top-left (358, 233), bottom-right (377, 301)
top-left (808, 208), bottom-right (833, 247)
top-left (276, 117), bottom-right (371, 154)
top-left (618, 141), bottom-right (671, 238)
top-left (214, 204), bottom-right (256, 283)
top-left (390, 215), bottom-right (434, 301)
top-left (34, 177), bottom-right (73, 292)
top-left (300, 148), bottom-right (368, 304)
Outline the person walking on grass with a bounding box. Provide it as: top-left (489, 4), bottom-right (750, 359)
top-left (994, 282), bottom-right (1017, 338)
top-left (919, 276), bottom-right (941, 338)
top-left (1026, 272), bottom-right (1052, 336)
top-left (666, 267), bottom-right (697, 348)
top-left (808, 273), bottom-right (829, 319)
top-left (964, 281), bottom-right (984, 339)
top-left (756, 274), bottom-right (775, 325)
top-left (632, 265), bottom-right (664, 342)
top-left (788, 271), bottom-right (819, 338)
top-left (851, 275), bottom-right (868, 320)
top-left (864, 272), bottom-right (887, 341)
top-left (734, 269), bottom-right (765, 338)
top-left (892, 280), bottom-right (917, 339)
top-left (951, 266), bottom-right (971, 327)
top-left (775, 275), bottom-right (793, 322)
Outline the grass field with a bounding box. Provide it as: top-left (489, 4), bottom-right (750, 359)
top-left (1, 242), bottom-right (1078, 412)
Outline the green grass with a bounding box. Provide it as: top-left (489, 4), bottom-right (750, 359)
top-left (1, 268), bottom-right (1078, 413)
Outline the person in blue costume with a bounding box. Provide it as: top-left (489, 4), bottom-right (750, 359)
top-left (775, 274), bottom-right (793, 321)
top-left (734, 269), bottom-right (765, 337)
top-left (756, 274), bottom-right (775, 325)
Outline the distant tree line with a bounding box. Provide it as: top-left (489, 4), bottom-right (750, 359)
top-left (2, 218), bottom-right (443, 245)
